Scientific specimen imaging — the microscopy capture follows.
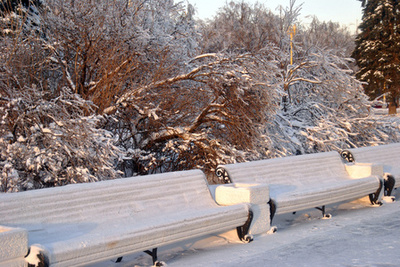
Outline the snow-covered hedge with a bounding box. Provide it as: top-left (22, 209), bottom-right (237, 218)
top-left (261, 49), bottom-right (400, 159)
top-left (105, 52), bottom-right (279, 177)
top-left (0, 88), bottom-right (119, 192)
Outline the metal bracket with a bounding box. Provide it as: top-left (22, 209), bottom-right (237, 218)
top-left (144, 248), bottom-right (159, 266)
top-left (113, 248), bottom-right (161, 266)
top-left (26, 248), bottom-right (49, 267)
top-left (215, 166), bottom-right (232, 184)
top-left (269, 199), bottom-right (276, 223)
top-left (369, 178), bottom-right (384, 205)
top-left (340, 150), bottom-right (355, 163)
top-left (315, 205), bottom-right (331, 218)
top-left (384, 174), bottom-right (396, 196)
top-left (237, 209), bottom-right (254, 243)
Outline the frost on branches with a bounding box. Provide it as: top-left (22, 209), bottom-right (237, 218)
top-left (40, 0), bottom-right (199, 113)
top-left (1, 0), bottom-right (399, 190)
top-left (0, 0), bottom-right (43, 37)
top-left (105, 52), bottom-right (279, 178)
top-left (264, 48), bottom-right (399, 158)
top-left (0, 88), bottom-right (119, 192)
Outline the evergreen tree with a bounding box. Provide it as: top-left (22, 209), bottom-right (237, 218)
top-left (352, 0), bottom-right (400, 106)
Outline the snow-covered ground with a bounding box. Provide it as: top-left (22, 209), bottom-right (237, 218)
top-left (93, 190), bottom-right (400, 267)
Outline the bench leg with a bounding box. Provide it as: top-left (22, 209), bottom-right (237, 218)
top-left (144, 248), bottom-right (162, 266)
top-left (26, 247), bottom-right (49, 267)
top-left (369, 179), bottom-right (384, 205)
top-left (315, 206), bottom-right (332, 219)
top-left (237, 209), bottom-right (254, 243)
top-left (269, 199), bottom-right (276, 224)
top-left (384, 174), bottom-right (395, 197)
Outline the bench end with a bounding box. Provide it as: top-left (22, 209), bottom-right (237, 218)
top-left (216, 166), bottom-right (232, 184)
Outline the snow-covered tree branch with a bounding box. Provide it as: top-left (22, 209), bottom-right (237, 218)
top-left (0, 87), bottom-right (120, 192)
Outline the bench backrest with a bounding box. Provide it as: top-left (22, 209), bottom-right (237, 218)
top-left (217, 151), bottom-right (350, 187)
top-left (0, 170), bottom-right (215, 227)
top-left (348, 143), bottom-right (400, 174)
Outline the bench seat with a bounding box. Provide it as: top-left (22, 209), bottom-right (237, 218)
top-left (216, 151), bottom-right (383, 220)
top-left (271, 177), bottom-right (381, 215)
top-left (0, 170), bottom-right (251, 267)
top-left (23, 205), bottom-right (247, 266)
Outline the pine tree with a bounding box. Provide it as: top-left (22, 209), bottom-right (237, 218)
top-left (352, 0), bottom-right (400, 107)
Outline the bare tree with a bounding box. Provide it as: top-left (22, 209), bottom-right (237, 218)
top-left (105, 52), bottom-right (279, 177)
top-left (37, 0), bottom-right (199, 112)
top-left (199, 1), bottom-right (280, 53)
top-left (299, 17), bottom-right (355, 57)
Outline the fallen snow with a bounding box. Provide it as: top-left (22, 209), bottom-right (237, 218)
top-left (91, 190), bottom-right (400, 267)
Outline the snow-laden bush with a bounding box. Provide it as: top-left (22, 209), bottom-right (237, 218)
top-left (263, 49), bottom-right (399, 158)
top-left (0, 0), bottom-right (43, 37)
top-left (0, 87), bottom-right (120, 192)
top-left (105, 52), bottom-right (280, 178)
top-left (39, 0), bottom-right (199, 113)
top-left (197, 0), bottom-right (399, 165)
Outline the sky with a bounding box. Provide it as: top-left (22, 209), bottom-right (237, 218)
top-left (188, 0), bottom-right (363, 33)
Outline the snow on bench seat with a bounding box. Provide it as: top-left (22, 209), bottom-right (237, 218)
top-left (0, 226), bottom-right (28, 267)
top-left (342, 143), bottom-right (400, 196)
top-left (216, 151), bottom-right (383, 221)
top-left (0, 170), bottom-right (252, 267)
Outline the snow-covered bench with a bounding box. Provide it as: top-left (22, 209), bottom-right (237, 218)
top-left (341, 143), bottom-right (400, 197)
top-left (0, 170), bottom-right (253, 267)
top-left (215, 151), bottom-right (383, 222)
top-left (0, 226), bottom-right (28, 267)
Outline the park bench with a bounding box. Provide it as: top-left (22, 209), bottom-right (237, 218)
top-left (215, 151), bottom-right (383, 223)
top-left (341, 142), bottom-right (400, 197)
top-left (0, 170), bottom-right (253, 267)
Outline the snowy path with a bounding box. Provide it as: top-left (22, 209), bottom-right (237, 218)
top-left (95, 190), bottom-right (400, 267)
